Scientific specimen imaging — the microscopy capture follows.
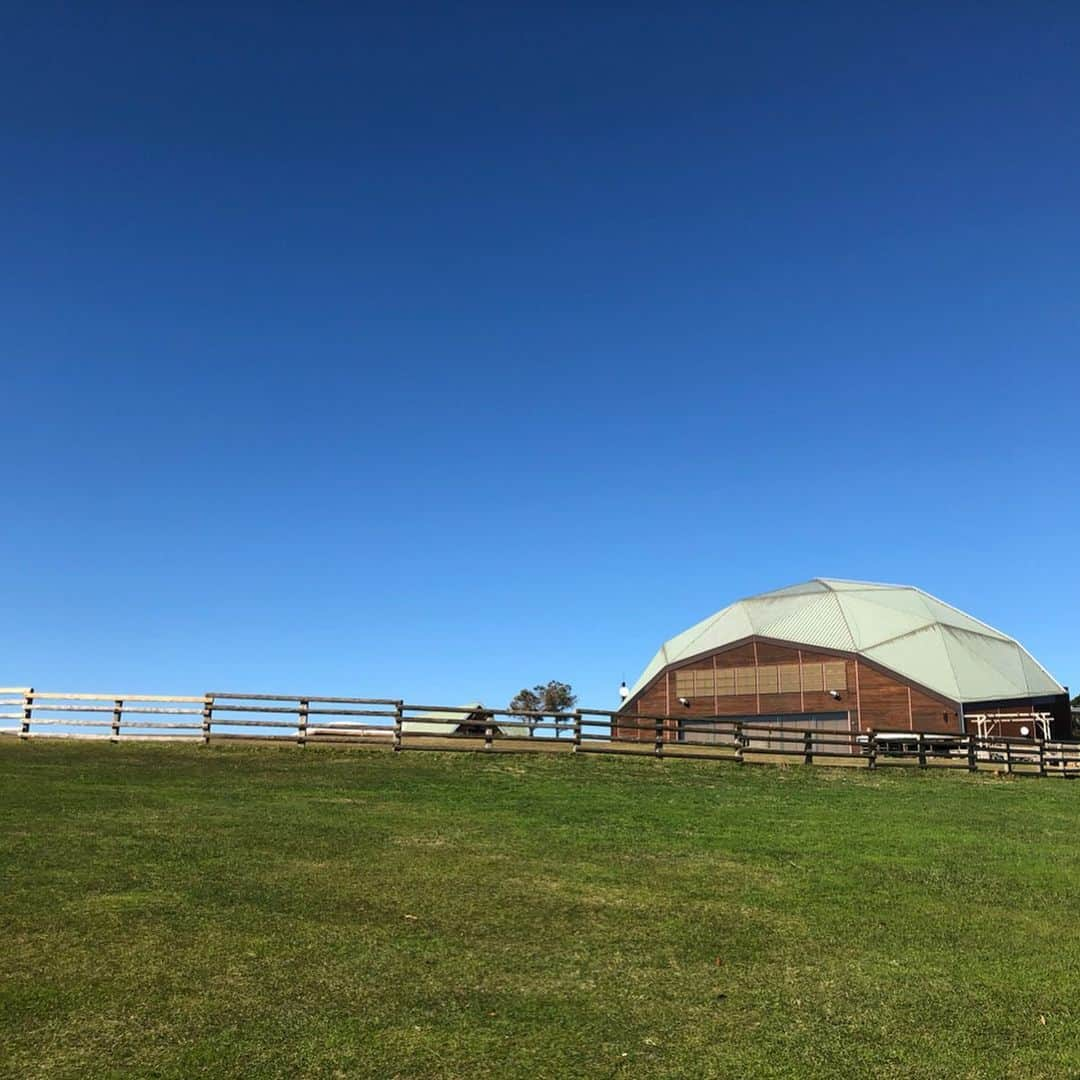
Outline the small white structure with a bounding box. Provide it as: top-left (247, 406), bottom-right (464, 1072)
top-left (967, 712), bottom-right (1053, 742)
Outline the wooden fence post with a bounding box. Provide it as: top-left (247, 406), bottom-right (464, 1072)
top-left (803, 730), bottom-right (813, 766)
top-left (1005, 742), bottom-right (1012, 775)
top-left (202, 696), bottom-right (213, 745)
top-left (654, 716), bottom-right (664, 758)
top-left (572, 710), bottom-right (582, 753)
top-left (918, 732), bottom-right (927, 769)
top-left (393, 701), bottom-right (403, 752)
top-left (866, 730), bottom-right (877, 770)
top-left (484, 711), bottom-right (494, 752)
top-left (734, 721), bottom-right (744, 764)
top-left (20, 688), bottom-right (33, 739)
top-left (1038, 739), bottom-right (1046, 778)
top-left (297, 698), bottom-right (309, 747)
top-left (112, 698), bottom-right (123, 742)
top-left (967, 733), bottom-right (977, 773)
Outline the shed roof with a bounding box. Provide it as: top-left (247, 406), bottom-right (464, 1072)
top-left (622, 579), bottom-right (1063, 707)
top-left (401, 703), bottom-right (488, 735)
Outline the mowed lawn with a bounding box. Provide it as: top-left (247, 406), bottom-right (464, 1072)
top-left (2, 742), bottom-right (1079, 1079)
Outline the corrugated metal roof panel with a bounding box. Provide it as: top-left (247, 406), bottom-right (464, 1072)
top-left (752, 580), bottom-right (831, 599)
top-left (863, 624), bottom-right (963, 701)
top-left (835, 594), bottom-right (933, 652)
top-left (744, 590), bottom-right (837, 635)
top-left (942, 627), bottom-right (1028, 697)
top-left (751, 592), bottom-right (855, 651)
top-left (667, 604), bottom-right (756, 663)
top-left (1017, 647), bottom-right (1065, 698)
top-left (918, 593), bottom-right (1012, 641)
top-left (940, 630), bottom-right (1028, 700)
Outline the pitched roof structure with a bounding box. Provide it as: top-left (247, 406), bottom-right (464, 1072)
top-left (402, 703), bottom-right (488, 735)
top-left (623, 579), bottom-right (1063, 707)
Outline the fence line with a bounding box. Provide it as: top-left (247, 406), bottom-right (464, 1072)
top-left (2, 686), bottom-right (1079, 778)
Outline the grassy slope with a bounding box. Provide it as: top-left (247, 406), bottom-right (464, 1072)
top-left (1, 742), bottom-right (1078, 1079)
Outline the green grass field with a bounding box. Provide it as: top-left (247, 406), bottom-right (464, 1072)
top-left (2, 741), bottom-right (1078, 1079)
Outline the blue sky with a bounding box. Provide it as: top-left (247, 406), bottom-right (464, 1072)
top-left (2, 4), bottom-right (1078, 708)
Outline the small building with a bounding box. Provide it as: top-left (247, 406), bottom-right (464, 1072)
top-left (402, 703), bottom-right (500, 737)
top-left (618, 579), bottom-right (1070, 744)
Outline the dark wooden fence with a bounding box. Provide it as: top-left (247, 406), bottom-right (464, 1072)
top-left (3, 686), bottom-right (1079, 778)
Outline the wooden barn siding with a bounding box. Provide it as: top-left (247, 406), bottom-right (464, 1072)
top-left (619, 639), bottom-right (961, 739)
top-left (855, 663), bottom-right (953, 732)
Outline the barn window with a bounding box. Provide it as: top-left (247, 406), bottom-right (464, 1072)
top-left (715, 669), bottom-right (735, 696)
top-left (674, 669), bottom-right (715, 698)
top-left (757, 666), bottom-right (778, 694)
top-left (824, 662), bottom-right (847, 690)
top-left (778, 664), bottom-right (801, 694)
top-left (735, 667), bottom-right (757, 695)
top-left (678, 658), bottom-right (847, 697)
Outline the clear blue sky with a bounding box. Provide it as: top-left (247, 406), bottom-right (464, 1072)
top-left (3, 4), bottom-right (1077, 707)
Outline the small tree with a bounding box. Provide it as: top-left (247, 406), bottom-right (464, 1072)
top-left (509, 681), bottom-right (578, 737)
top-left (537, 680), bottom-right (577, 714)
top-left (508, 687), bottom-right (542, 736)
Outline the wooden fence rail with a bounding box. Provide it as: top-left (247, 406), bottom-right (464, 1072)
top-left (3, 686), bottom-right (1079, 779)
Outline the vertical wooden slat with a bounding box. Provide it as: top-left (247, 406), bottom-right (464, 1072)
top-left (392, 701), bottom-right (403, 752)
top-left (867, 730), bottom-right (877, 770)
top-left (1005, 742), bottom-right (1012, 775)
top-left (854, 658), bottom-right (862, 731)
top-left (918, 732), bottom-right (927, 768)
top-left (484, 711), bottom-right (494, 752)
top-left (734, 720), bottom-right (744, 764)
top-left (798, 649), bottom-right (805, 712)
top-left (1038, 739), bottom-right (1046, 777)
top-left (654, 715), bottom-right (663, 758)
top-left (803, 729), bottom-right (813, 766)
top-left (112, 698), bottom-right (123, 742)
top-left (572, 710), bottom-right (582, 753)
top-left (202, 696), bottom-right (213, 745)
top-left (967, 735), bottom-right (977, 773)
top-left (753, 640), bottom-right (760, 715)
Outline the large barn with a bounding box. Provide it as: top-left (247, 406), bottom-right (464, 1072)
top-left (618, 579), bottom-right (1070, 744)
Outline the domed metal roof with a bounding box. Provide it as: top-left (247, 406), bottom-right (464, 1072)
top-left (623, 579), bottom-right (1063, 706)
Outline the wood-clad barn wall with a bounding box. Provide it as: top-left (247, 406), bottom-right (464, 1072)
top-left (620, 638), bottom-right (961, 740)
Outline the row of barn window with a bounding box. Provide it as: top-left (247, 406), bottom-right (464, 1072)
top-left (674, 661), bottom-right (848, 699)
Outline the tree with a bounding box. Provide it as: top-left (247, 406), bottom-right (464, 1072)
top-left (536, 680), bottom-right (577, 714)
top-left (508, 687), bottom-right (542, 734)
top-left (509, 681), bottom-right (578, 737)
